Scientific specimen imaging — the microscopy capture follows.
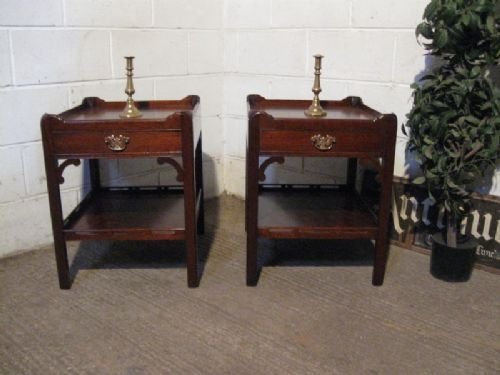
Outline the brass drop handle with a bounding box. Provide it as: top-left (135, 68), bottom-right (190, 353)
top-left (104, 134), bottom-right (130, 151)
top-left (310, 134), bottom-right (336, 151)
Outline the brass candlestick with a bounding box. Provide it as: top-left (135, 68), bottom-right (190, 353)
top-left (304, 54), bottom-right (326, 117)
top-left (120, 56), bottom-right (142, 118)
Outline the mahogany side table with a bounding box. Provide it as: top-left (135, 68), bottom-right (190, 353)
top-left (41, 96), bottom-right (204, 289)
top-left (246, 95), bottom-right (397, 286)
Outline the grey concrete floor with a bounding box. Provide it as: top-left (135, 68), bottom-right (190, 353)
top-left (0, 195), bottom-right (499, 374)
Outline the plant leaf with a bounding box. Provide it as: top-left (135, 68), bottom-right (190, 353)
top-left (434, 28), bottom-right (449, 48)
top-left (423, 0), bottom-right (438, 20)
top-left (486, 15), bottom-right (495, 34)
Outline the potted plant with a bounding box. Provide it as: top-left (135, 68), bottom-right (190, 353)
top-left (404, 0), bottom-right (500, 280)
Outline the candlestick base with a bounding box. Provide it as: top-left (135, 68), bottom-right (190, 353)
top-left (304, 101), bottom-right (326, 117)
top-left (120, 97), bottom-right (142, 118)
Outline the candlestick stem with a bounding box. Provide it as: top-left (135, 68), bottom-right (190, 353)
top-left (305, 54), bottom-right (327, 118)
top-left (120, 56), bottom-right (142, 119)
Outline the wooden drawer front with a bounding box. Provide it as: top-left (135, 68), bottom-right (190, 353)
top-left (51, 130), bottom-right (181, 156)
top-left (260, 129), bottom-right (384, 156)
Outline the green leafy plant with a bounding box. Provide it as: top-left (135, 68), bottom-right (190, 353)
top-left (415, 0), bottom-right (500, 67)
top-left (404, 0), bottom-right (500, 247)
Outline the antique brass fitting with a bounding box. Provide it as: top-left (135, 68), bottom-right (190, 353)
top-left (310, 134), bottom-right (336, 151)
top-left (120, 56), bottom-right (142, 118)
top-left (304, 54), bottom-right (327, 118)
top-left (104, 134), bottom-right (130, 151)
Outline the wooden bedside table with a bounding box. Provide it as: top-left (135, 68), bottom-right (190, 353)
top-left (41, 96), bottom-right (204, 289)
top-left (246, 95), bottom-right (397, 286)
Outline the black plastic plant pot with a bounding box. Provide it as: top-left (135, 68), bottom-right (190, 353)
top-left (430, 233), bottom-right (477, 282)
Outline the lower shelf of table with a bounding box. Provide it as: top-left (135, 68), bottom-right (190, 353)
top-left (63, 187), bottom-right (188, 241)
top-left (257, 187), bottom-right (379, 239)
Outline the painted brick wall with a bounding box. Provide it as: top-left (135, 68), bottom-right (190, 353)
top-left (223, 0), bottom-right (431, 196)
top-left (0, 0), bottom-right (225, 256)
top-left (1, 0), bottom-right (498, 257)
top-left (222, 0), bottom-right (499, 199)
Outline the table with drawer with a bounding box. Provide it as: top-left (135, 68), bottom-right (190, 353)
top-left (246, 95), bottom-right (397, 286)
top-left (41, 96), bottom-right (204, 289)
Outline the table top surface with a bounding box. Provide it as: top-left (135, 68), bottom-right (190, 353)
top-left (61, 107), bottom-right (179, 122)
top-left (54, 96), bottom-right (199, 123)
top-left (247, 95), bottom-right (384, 122)
top-left (262, 107), bottom-right (378, 121)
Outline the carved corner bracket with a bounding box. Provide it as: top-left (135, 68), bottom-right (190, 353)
top-left (57, 159), bottom-right (81, 184)
top-left (258, 157), bottom-right (285, 182)
top-left (157, 157), bottom-right (184, 182)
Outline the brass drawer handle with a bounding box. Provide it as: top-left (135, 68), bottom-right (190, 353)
top-left (104, 134), bottom-right (130, 151)
top-left (310, 134), bottom-right (336, 151)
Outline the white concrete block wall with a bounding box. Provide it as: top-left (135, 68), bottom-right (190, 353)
top-left (225, 0), bottom-right (271, 29)
top-left (236, 31), bottom-right (307, 75)
top-left (1, 0), bottom-right (497, 257)
top-left (0, 87), bottom-right (69, 145)
top-left (272, 0), bottom-right (351, 28)
top-left (189, 31), bottom-right (224, 74)
top-left (111, 31), bottom-right (188, 77)
top-left (0, 0), bottom-right (224, 257)
top-left (65, 0), bottom-right (153, 27)
top-left (309, 30), bottom-right (394, 81)
top-left (12, 30), bottom-right (112, 84)
top-left (0, 31), bottom-right (12, 86)
top-left (0, 146), bottom-right (25, 203)
top-left (0, 0), bottom-right (64, 26)
top-left (351, 0), bottom-right (426, 28)
top-left (154, 0), bottom-right (224, 29)
top-left (222, 0), bottom-right (432, 198)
